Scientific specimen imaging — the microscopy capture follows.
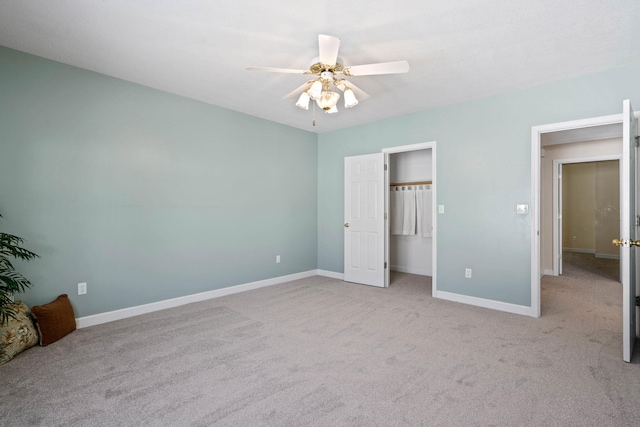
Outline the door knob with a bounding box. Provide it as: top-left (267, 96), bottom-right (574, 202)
top-left (344, 223), bottom-right (349, 228)
top-left (613, 238), bottom-right (640, 247)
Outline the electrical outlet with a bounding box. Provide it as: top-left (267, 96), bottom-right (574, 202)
top-left (78, 282), bottom-right (87, 295)
top-left (276, 255), bottom-right (281, 264)
top-left (465, 268), bottom-right (472, 279)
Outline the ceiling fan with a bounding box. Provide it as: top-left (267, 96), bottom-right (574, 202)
top-left (247, 34), bottom-right (409, 117)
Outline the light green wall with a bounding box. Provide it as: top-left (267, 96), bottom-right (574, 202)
top-left (318, 61), bottom-right (640, 307)
top-left (0, 46), bottom-right (318, 317)
top-left (4, 44), bottom-right (640, 316)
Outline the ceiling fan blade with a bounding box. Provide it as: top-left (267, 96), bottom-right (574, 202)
top-left (336, 80), bottom-right (370, 101)
top-left (344, 60), bottom-right (409, 76)
top-left (283, 81), bottom-right (313, 99)
top-left (246, 66), bottom-right (306, 74)
top-left (318, 34), bottom-right (340, 66)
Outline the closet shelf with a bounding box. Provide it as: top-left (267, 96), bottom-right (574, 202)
top-left (390, 181), bottom-right (432, 187)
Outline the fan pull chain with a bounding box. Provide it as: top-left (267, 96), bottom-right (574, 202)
top-left (312, 102), bottom-right (316, 126)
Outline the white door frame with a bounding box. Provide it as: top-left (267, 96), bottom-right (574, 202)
top-left (531, 113), bottom-right (623, 318)
top-left (552, 155), bottom-right (621, 276)
top-left (382, 141), bottom-right (437, 294)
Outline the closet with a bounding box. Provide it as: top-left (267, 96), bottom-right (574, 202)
top-left (388, 149), bottom-right (433, 280)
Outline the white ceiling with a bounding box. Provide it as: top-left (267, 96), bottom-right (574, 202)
top-left (1, 0), bottom-right (640, 133)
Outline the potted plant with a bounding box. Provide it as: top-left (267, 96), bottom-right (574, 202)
top-left (0, 214), bottom-right (39, 325)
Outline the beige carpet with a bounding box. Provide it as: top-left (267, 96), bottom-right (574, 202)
top-left (1, 260), bottom-right (639, 426)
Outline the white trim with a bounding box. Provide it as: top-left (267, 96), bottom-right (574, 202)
top-left (382, 141), bottom-right (435, 154)
top-left (595, 254), bottom-right (620, 260)
top-left (531, 125), bottom-right (542, 317)
top-left (543, 269), bottom-right (554, 276)
top-left (535, 114), bottom-right (623, 134)
top-left (559, 248), bottom-right (619, 258)
top-left (553, 159), bottom-right (562, 276)
top-left (75, 270), bottom-right (318, 328)
top-left (532, 113), bottom-right (626, 319)
top-left (563, 248), bottom-right (596, 254)
top-left (384, 151), bottom-right (390, 287)
top-left (317, 269), bottom-right (344, 280)
top-left (435, 290), bottom-right (534, 317)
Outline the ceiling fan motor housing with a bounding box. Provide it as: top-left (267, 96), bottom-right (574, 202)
top-left (320, 70), bottom-right (334, 80)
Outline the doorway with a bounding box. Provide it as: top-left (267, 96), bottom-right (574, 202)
top-left (559, 160), bottom-right (621, 280)
top-left (552, 156), bottom-right (621, 277)
top-left (383, 142), bottom-right (437, 292)
top-left (532, 114), bottom-right (624, 317)
top-left (531, 100), bottom-right (639, 362)
top-left (343, 141), bottom-right (437, 293)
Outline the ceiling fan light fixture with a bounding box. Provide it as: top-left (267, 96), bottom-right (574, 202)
top-left (249, 35), bottom-right (408, 123)
top-left (316, 90), bottom-right (340, 111)
top-left (343, 88), bottom-right (358, 108)
top-left (295, 91), bottom-right (310, 110)
top-left (308, 80), bottom-right (323, 100)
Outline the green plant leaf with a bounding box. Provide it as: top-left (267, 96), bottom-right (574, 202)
top-left (0, 213), bottom-right (39, 326)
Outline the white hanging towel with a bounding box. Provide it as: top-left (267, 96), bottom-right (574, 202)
top-left (391, 188), bottom-right (404, 235)
top-left (416, 186), bottom-right (433, 238)
top-left (402, 186), bottom-right (416, 235)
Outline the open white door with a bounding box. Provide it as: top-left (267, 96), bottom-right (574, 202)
top-left (344, 153), bottom-right (385, 287)
top-left (558, 164), bottom-right (563, 275)
top-left (552, 161), bottom-right (564, 276)
top-left (617, 99), bottom-right (638, 362)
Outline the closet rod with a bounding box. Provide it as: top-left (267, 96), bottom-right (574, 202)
top-left (390, 181), bottom-right (432, 187)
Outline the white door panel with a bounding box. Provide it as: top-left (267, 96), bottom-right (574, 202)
top-left (344, 153), bottom-right (385, 287)
top-left (620, 99), bottom-right (637, 362)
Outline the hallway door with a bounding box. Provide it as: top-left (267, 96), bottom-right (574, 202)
top-left (618, 99), bottom-right (638, 362)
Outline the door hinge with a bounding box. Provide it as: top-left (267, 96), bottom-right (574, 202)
top-left (384, 213), bottom-right (388, 220)
top-left (384, 262), bottom-right (387, 269)
top-left (636, 296), bottom-right (640, 307)
top-left (384, 164), bottom-right (387, 171)
top-left (635, 136), bottom-right (640, 147)
top-left (636, 215), bottom-right (640, 227)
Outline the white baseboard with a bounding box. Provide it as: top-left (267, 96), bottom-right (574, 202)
top-left (390, 265), bottom-right (432, 276)
top-left (75, 270), bottom-right (318, 329)
top-left (542, 269), bottom-right (554, 277)
top-left (562, 248), bottom-right (619, 260)
top-left (434, 290), bottom-right (534, 317)
top-left (562, 248), bottom-right (595, 254)
top-left (595, 253), bottom-right (620, 260)
top-left (317, 269), bottom-right (344, 280)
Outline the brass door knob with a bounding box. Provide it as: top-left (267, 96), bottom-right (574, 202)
top-left (344, 223), bottom-right (349, 228)
top-left (613, 238), bottom-right (640, 247)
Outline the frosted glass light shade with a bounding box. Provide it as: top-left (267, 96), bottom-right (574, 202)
top-left (343, 88), bottom-right (358, 108)
top-left (326, 105), bottom-right (338, 114)
top-left (316, 91), bottom-right (340, 111)
top-left (307, 80), bottom-right (323, 100)
top-left (295, 92), bottom-right (310, 110)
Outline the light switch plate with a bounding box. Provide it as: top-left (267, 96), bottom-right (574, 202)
top-left (516, 204), bottom-right (529, 214)
top-left (438, 205), bottom-right (445, 214)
